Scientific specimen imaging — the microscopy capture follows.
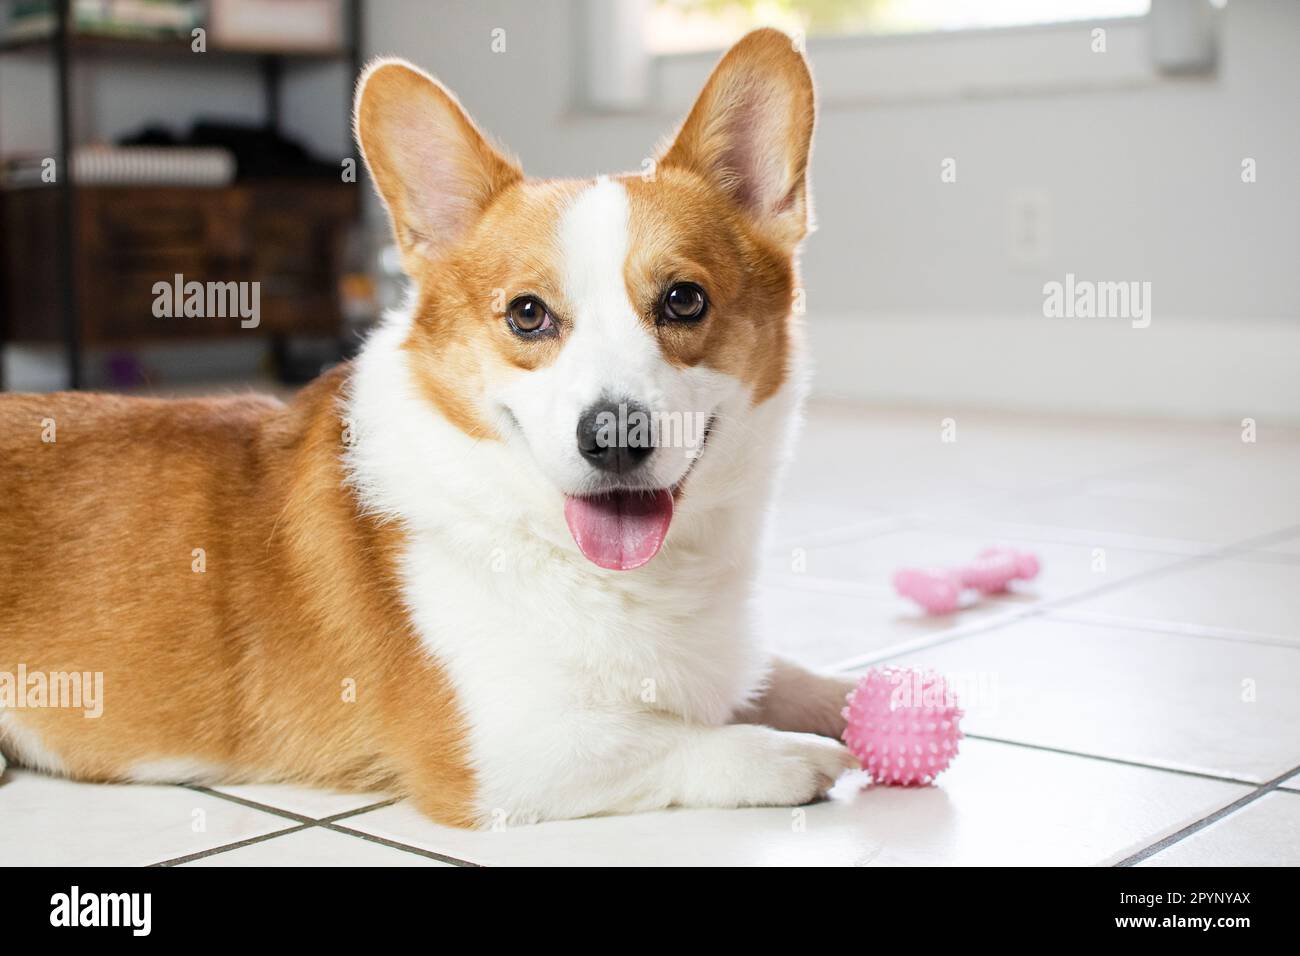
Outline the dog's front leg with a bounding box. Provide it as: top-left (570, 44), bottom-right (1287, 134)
top-left (733, 656), bottom-right (857, 740)
top-left (478, 717), bottom-right (858, 825)
top-left (616, 722), bottom-right (859, 818)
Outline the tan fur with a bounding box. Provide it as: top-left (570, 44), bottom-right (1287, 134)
top-left (643, 28), bottom-right (815, 402)
top-left (354, 57), bottom-right (523, 273)
top-left (400, 178), bottom-right (586, 441)
top-left (622, 168), bottom-right (796, 403)
top-left (0, 370), bottom-right (478, 826)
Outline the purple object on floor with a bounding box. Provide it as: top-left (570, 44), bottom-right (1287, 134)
top-left (105, 353), bottom-right (146, 389)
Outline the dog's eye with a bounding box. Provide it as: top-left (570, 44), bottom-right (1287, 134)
top-left (507, 296), bottom-right (554, 336)
top-left (661, 283), bottom-right (707, 322)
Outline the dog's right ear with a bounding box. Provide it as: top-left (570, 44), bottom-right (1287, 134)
top-left (354, 58), bottom-right (522, 273)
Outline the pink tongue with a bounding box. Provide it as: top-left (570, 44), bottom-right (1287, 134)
top-left (564, 490), bottom-right (674, 571)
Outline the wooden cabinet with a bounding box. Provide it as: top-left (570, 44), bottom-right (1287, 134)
top-left (1, 181), bottom-right (358, 346)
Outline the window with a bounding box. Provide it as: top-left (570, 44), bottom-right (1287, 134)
top-left (580, 0), bottom-right (1218, 113)
top-left (646, 0), bottom-right (1152, 55)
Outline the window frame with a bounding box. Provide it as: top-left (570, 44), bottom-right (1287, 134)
top-left (576, 0), bottom-right (1221, 114)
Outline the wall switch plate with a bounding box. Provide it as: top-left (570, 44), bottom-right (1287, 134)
top-left (1008, 188), bottom-right (1051, 267)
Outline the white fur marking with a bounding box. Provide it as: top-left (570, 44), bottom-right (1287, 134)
top-left (0, 712), bottom-right (68, 776)
top-left (125, 758), bottom-right (226, 785)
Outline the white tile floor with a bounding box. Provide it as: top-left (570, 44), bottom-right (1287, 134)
top-left (2, 402), bottom-right (1298, 866)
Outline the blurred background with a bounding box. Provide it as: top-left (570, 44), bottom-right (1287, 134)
top-left (0, 0), bottom-right (1295, 421)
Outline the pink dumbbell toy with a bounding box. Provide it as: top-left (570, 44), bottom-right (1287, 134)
top-left (893, 546), bottom-right (1040, 615)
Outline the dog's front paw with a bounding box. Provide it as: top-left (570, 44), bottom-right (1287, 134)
top-left (743, 730), bottom-right (860, 807)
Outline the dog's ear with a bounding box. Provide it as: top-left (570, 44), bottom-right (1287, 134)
top-left (660, 29), bottom-right (815, 249)
top-left (354, 58), bottom-right (522, 272)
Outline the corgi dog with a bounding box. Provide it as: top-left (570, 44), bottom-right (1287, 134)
top-left (0, 29), bottom-right (858, 827)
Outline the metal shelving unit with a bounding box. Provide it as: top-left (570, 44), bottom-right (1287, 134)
top-left (0, 0), bottom-right (364, 390)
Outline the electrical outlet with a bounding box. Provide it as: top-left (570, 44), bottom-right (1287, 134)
top-left (1008, 189), bottom-right (1051, 266)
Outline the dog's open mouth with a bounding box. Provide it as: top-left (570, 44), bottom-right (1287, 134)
top-left (563, 489), bottom-right (675, 571)
top-left (563, 419), bottom-right (713, 571)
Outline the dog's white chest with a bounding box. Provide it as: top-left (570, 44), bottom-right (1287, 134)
top-left (400, 525), bottom-right (764, 728)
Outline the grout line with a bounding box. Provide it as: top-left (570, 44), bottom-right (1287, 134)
top-left (891, 434), bottom-right (1300, 561)
top-left (773, 436), bottom-right (1217, 562)
top-left (183, 787), bottom-right (480, 867)
top-left (961, 733), bottom-right (1263, 788)
top-left (324, 822), bottom-right (482, 867)
top-left (151, 823), bottom-right (311, 867)
top-left (897, 443), bottom-right (1207, 531)
top-left (186, 785), bottom-right (318, 824)
top-left (927, 444), bottom-right (1203, 517)
top-left (1232, 547), bottom-right (1300, 568)
top-left (759, 574), bottom-right (895, 601)
top-left (829, 604), bottom-right (1038, 673)
top-left (1044, 608), bottom-right (1300, 649)
top-left (190, 786), bottom-right (403, 825)
top-left (1114, 762), bottom-right (1300, 867)
top-left (319, 797), bottom-right (403, 823)
top-left (1024, 522), bottom-right (1300, 611)
top-left (765, 512), bottom-right (913, 556)
top-left (184, 790), bottom-right (483, 868)
top-left (907, 517), bottom-right (1214, 560)
top-left (868, 515), bottom-right (1300, 570)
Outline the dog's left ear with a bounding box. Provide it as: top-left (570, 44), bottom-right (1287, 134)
top-left (660, 28), bottom-right (815, 249)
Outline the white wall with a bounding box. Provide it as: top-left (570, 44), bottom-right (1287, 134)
top-left (352, 1), bottom-right (1296, 314)
top-left (355, 0), bottom-right (1299, 420)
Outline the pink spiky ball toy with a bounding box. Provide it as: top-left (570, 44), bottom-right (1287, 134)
top-left (841, 666), bottom-right (964, 786)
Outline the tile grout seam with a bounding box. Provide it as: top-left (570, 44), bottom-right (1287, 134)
top-left (151, 787), bottom-right (479, 867)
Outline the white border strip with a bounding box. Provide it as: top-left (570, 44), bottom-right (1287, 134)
top-left (806, 313), bottom-right (1300, 423)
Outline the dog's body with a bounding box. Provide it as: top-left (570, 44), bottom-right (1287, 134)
top-left (0, 30), bottom-right (857, 827)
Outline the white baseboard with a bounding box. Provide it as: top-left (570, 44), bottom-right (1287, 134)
top-left (805, 313), bottom-right (1300, 424)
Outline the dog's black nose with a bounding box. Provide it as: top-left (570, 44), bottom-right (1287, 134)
top-left (577, 399), bottom-right (655, 473)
